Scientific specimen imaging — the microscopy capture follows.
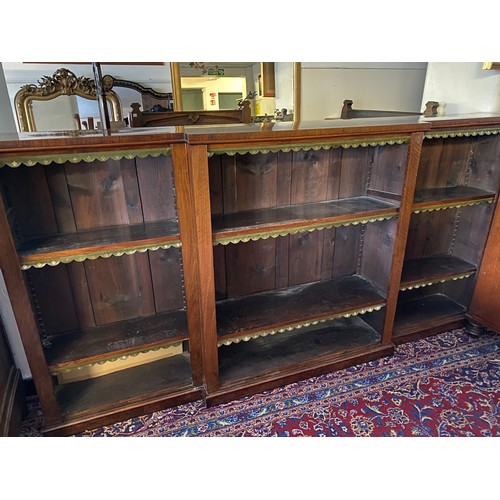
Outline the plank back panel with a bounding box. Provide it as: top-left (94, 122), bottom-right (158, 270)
top-left (83, 253), bottom-right (156, 325)
top-left (451, 203), bottom-right (494, 266)
top-left (210, 146), bottom-right (390, 299)
top-left (468, 135), bottom-right (500, 192)
top-left (222, 153), bottom-right (278, 298)
top-left (361, 219), bottom-right (397, 293)
top-left (64, 159), bottom-right (143, 229)
top-left (288, 150), bottom-right (331, 286)
top-left (369, 144), bottom-right (408, 197)
top-left (404, 210), bottom-right (457, 259)
top-left (0, 164), bottom-right (59, 237)
top-left (416, 137), bottom-right (473, 191)
top-left (26, 266), bottom-right (81, 335)
top-left (338, 147), bottom-right (370, 197)
top-left (135, 155), bottom-right (177, 221)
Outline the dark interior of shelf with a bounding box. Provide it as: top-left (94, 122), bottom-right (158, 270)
top-left (211, 196), bottom-right (397, 236)
top-left (216, 274), bottom-right (386, 340)
top-left (401, 254), bottom-right (477, 288)
top-left (218, 316), bottom-right (381, 385)
top-left (55, 353), bottom-right (193, 416)
top-left (45, 308), bottom-right (188, 370)
top-left (17, 219), bottom-right (180, 259)
top-left (412, 186), bottom-right (494, 206)
top-left (393, 293), bottom-right (466, 337)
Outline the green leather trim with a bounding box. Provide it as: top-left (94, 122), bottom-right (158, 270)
top-left (0, 147), bottom-right (171, 168)
top-left (208, 136), bottom-right (409, 156)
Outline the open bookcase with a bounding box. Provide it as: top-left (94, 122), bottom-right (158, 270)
top-left (183, 121), bottom-right (427, 405)
top-left (0, 115), bottom-right (499, 434)
top-left (208, 140), bottom-right (408, 390)
top-left (0, 135), bottom-right (204, 435)
top-left (394, 126), bottom-right (500, 342)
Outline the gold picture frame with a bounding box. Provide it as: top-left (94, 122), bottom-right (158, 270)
top-left (14, 67), bottom-right (123, 132)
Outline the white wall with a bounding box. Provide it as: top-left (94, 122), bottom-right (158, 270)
top-left (421, 62), bottom-right (500, 115)
top-left (181, 76), bottom-right (246, 110)
top-left (0, 63), bottom-right (17, 133)
top-left (275, 62), bottom-right (294, 113)
top-left (0, 270), bottom-right (31, 379)
top-left (300, 62), bottom-right (428, 120)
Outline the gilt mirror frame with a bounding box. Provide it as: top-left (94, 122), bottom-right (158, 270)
top-left (169, 62), bottom-right (301, 121)
top-left (14, 67), bottom-right (123, 132)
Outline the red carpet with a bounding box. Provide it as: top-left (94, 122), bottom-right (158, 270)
top-left (20, 328), bottom-right (499, 437)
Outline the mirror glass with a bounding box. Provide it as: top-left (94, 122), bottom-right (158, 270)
top-left (175, 62), bottom-right (296, 121)
top-left (1, 62), bottom-right (298, 131)
top-left (1, 62), bottom-right (173, 132)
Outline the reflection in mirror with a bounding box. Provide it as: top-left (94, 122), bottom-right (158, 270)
top-left (2, 62), bottom-right (173, 132)
top-left (2, 62), bottom-right (300, 131)
top-left (13, 67), bottom-right (123, 132)
top-left (172, 62), bottom-right (298, 122)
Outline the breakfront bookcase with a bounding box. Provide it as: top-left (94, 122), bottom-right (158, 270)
top-left (0, 114), bottom-right (499, 435)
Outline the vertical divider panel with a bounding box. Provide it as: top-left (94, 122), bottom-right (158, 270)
top-left (382, 132), bottom-right (424, 344)
top-left (172, 143), bottom-right (218, 391)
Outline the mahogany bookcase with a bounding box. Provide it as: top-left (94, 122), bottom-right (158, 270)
top-left (0, 114), bottom-right (498, 435)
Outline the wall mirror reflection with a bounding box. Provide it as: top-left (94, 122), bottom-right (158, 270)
top-left (1, 62), bottom-right (299, 132)
top-left (1, 62), bottom-right (173, 132)
top-left (172, 62), bottom-right (297, 122)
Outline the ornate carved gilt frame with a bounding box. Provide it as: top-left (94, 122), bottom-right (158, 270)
top-left (14, 67), bottom-right (123, 132)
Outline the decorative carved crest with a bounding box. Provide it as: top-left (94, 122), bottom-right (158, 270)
top-left (14, 68), bottom-right (123, 132)
top-left (19, 68), bottom-right (97, 99)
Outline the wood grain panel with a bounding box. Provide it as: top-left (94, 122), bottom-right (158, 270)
top-left (65, 159), bottom-right (141, 229)
top-left (405, 210), bottom-right (457, 259)
top-left (225, 239), bottom-right (276, 298)
top-left (361, 219), bottom-right (396, 293)
top-left (136, 155), bottom-right (177, 221)
top-left (469, 197), bottom-right (500, 332)
top-left (468, 135), bottom-right (500, 192)
top-left (290, 150), bottom-right (330, 203)
top-left (148, 249), bottom-right (184, 312)
top-left (288, 231), bottom-right (324, 286)
top-left (338, 146), bottom-right (370, 197)
top-left (232, 152), bottom-right (278, 211)
top-left (452, 203), bottom-right (494, 266)
top-left (83, 253), bottom-right (155, 325)
top-left (0, 164), bottom-right (59, 237)
top-left (369, 144), bottom-right (408, 196)
top-left (26, 266), bottom-right (80, 335)
top-left (332, 225), bottom-right (361, 277)
top-left (417, 137), bottom-right (475, 191)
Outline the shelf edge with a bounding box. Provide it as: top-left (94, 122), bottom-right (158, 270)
top-left (0, 147), bottom-right (172, 169)
top-left (213, 212), bottom-right (398, 246)
top-left (217, 303), bottom-right (386, 347)
top-left (400, 271), bottom-right (476, 291)
top-left (20, 239), bottom-right (182, 270)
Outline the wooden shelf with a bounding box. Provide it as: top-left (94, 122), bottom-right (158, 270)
top-left (17, 219), bottom-right (181, 269)
top-left (218, 316), bottom-right (381, 386)
top-left (400, 254), bottom-right (477, 290)
top-left (212, 196), bottom-right (398, 245)
top-left (216, 275), bottom-right (386, 345)
top-left (45, 309), bottom-right (188, 372)
top-left (54, 353), bottom-right (194, 417)
top-left (393, 294), bottom-right (466, 339)
top-left (412, 186), bottom-right (495, 212)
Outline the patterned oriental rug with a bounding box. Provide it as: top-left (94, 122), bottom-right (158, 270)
top-left (20, 328), bottom-right (499, 437)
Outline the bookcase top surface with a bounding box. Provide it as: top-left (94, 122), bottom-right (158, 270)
top-left (0, 113), bottom-right (499, 154)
